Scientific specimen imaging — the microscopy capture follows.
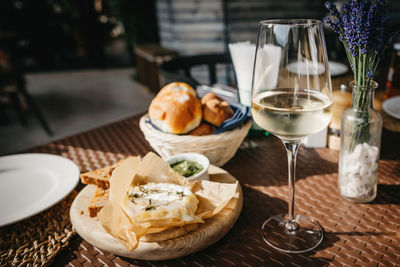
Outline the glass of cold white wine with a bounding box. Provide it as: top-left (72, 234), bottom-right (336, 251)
top-left (251, 19), bottom-right (333, 253)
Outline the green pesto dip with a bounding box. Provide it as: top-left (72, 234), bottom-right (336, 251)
top-left (170, 160), bottom-right (203, 178)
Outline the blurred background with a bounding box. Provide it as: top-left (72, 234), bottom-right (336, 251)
top-left (0, 0), bottom-right (399, 155)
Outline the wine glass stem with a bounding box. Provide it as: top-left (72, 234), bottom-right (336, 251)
top-left (283, 140), bottom-right (301, 232)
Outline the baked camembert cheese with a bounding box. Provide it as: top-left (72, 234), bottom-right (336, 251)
top-left (97, 152), bottom-right (239, 251)
top-left (124, 183), bottom-right (200, 224)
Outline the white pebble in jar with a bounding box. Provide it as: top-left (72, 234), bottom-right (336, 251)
top-left (339, 143), bottom-right (379, 200)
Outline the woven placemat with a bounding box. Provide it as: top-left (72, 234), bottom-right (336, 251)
top-left (9, 114), bottom-right (400, 266)
top-left (0, 191), bottom-right (77, 266)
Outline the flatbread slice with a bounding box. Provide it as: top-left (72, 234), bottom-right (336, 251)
top-left (80, 165), bottom-right (117, 189)
top-left (88, 187), bottom-right (109, 217)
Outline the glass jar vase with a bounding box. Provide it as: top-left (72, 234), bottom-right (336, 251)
top-left (338, 81), bottom-right (383, 203)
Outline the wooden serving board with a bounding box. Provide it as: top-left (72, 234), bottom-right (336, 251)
top-left (70, 165), bottom-right (243, 261)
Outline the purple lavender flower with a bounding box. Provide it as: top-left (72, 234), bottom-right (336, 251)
top-left (325, 1), bottom-right (340, 17)
top-left (324, 17), bottom-right (340, 34)
top-left (324, 0), bottom-right (399, 85)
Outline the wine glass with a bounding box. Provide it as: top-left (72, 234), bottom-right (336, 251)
top-left (251, 19), bottom-right (332, 253)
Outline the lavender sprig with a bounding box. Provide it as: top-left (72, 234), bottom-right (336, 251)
top-left (324, 0), bottom-right (399, 87)
top-left (325, 0), bottom-right (399, 149)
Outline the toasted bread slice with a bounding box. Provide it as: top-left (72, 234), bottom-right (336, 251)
top-left (88, 187), bottom-right (109, 217)
top-left (80, 165), bottom-right (116, 189)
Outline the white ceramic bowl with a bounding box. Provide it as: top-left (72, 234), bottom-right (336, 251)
top-left (166, 153), bottom-right (210, 182)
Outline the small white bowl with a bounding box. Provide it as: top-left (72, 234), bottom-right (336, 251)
top-left (166, 153), bottom-right (210, 182)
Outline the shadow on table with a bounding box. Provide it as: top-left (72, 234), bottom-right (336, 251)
top-left (370, 184), bottom-right (400, 204)
top-left (302, 229), bottom-right (395, 262)
top-left (380, 129), bottom-right (400, 161)
top-left (178, 186), bottom-right (335, 265)
top-left (226, 136), bottom-right (338, 187)
top-left (325, 230), bottom-right (395, 238)
top-left (52, 235), bottom-right (82, 264)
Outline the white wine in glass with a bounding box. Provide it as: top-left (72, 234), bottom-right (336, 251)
top-left (252, 89), bottom-right (332, 140)
top-left (251, 19), bottom-right (332, 253)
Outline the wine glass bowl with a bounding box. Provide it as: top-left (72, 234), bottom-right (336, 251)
top-left (251, 19), bottom-right (332, 253)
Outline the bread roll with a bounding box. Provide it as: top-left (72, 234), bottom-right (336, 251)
top-left (149, 82), bottom-right (202, 134)
top-left (189, 122), bottom-right (216, 136)
top-left (201, 92), bottom-right (234, 126)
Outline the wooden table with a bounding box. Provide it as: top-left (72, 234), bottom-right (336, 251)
top-left (26, 113), bottom-right (400, 266)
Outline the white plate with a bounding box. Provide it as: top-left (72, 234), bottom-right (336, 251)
top-left (0, 153), bottom-right (80, 227)
top-left (383, 96), bottom-right (400, 120)
top-left (286, 61), bottom-right (325, 75)
top-left (329, 61), bottom-right (349, 77)
top-left (286, 61), bottom-right (349, 77)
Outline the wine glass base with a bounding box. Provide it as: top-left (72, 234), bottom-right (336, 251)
top-left (261, 214), bottom-right (323, 253)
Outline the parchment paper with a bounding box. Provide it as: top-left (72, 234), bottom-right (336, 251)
top-left (98, 152), bottom-right (239, 250)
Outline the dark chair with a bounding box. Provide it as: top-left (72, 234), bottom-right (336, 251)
top-left (160, 54), bottom-right (233, 88)
top-left (0, 47), bottom-right (53, 135)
